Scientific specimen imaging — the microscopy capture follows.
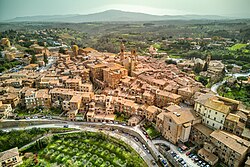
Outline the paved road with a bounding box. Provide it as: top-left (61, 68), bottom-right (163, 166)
top-left (153, 140), bottom-right (198, 167)
top-left (2, 123), bottom-right (157, 167)
top-left (211, 72), bottom-right (250, 94)
top-left (19, 130), bottom-right (81, 150)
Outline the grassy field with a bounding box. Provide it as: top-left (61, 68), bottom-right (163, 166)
top-left (153, 43), bottom-right (161, 49)
top-left (20, 132), bottom-right (147, 167)
top-left (169, 55), bottom-right (183, 59)
top-left (228, 43), bottom-right (248, 51)
top-left (114, 112), bottom-right (130, 123)
top-left (145, 125), bottom-right (161, 139)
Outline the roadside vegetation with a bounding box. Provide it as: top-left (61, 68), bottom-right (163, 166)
top-left (14, 105), bottom-right (62, 117)
top-left (114, 112), bottom-right (130, 123)
top-left (0, 128), bottom-right (76, 152)
top-left (143, 122), bottom-right (161, 139)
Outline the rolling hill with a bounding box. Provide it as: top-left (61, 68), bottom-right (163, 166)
top-left (7, 9), bottom-right (229, 23)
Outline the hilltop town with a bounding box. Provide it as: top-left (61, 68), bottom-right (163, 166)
top-left (0, 28), bottom-right (250, 167)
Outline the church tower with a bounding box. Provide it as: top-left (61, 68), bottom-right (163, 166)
top-left (206, 53), bottom-right (211, 65)
top-left (120, 42), bottom-right (125, 60)
top-left (130, 49), bottom-right (137, 76)
top-left (204, 53), bottom-right (211, 71)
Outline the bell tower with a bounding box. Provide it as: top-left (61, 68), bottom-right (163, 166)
top-left (206, 53), bottom-right (211, 65)
top-left (120, 42), bottom-right (125, 60)
top-left (131, 48), bottom-right (137, 61)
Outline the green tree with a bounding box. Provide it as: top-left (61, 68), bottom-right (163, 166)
top-left (43, 53), bottom-right (48, 65)
top-left (165, 59), bottom-right (177, 65)
top-left (237, 76), bottom-right (248, 91)
top-left (30, 55), bottom-right (37, 64)
top-left (0, 67), bottom-right (6, 72)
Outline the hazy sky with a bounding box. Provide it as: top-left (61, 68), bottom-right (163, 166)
top-left (0, 0), bottom-right (250, 20)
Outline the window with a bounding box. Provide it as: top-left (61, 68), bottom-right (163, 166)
top-left (214, 117), bottom-right (216, 121)
top-left (168, 126), bottom-right (170, 130)
top-left (215, 112), bottom-right (217, 115)
top-left (169, 119), bottom-right (172, 122)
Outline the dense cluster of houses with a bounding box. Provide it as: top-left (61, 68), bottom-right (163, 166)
top-left (0, 41), bottom-right (250, 167)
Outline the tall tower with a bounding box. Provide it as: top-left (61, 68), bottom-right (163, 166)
top-left (206, 53), bottom-right (211, 65)
top-left (120, 42), bottom-right (125, 60)
top-left (204, 53), bottom-right (211, 71)
top-left (131, 48), bottom-right (138, 61)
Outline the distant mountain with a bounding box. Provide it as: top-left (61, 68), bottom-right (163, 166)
top-left (7, 10), bottom-right (229, 23)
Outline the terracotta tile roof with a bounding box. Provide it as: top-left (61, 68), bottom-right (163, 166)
top-left (210, 130), bottom-right (250, 155)
top-left (226, 113), bottom-right (240, 122)
top-left (198, 148), bottom-right (218, 163)
top-left (205, 99), bottom-right (230, 114)
top-left (193, 123), bottom-right (213, 137)
top-left (164, 108), bottom-right (195, 125)
top-left (156, 90), bottom-right (181, 100)
top-left (146, 105), bottom-right (161, 114)
top-left (0, 147), bottom-right (19, 161)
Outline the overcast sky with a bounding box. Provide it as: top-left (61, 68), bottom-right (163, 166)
top-left (0, 0), bottom-right (250, 20)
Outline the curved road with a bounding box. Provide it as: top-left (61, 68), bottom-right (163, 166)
top-left (211, 72), bottom-right (250, 94)
top-left (2, 121), bottom-right (162, 167)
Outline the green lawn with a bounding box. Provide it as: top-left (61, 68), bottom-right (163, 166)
top-left (228, 43), bottom-right (248, 51)
top-left (20, 132), bottom-right (147, 167)
top-left (145, 125), bottom-right (161, 139)
top-left (14, 107), bottom-right (62, 117)
top-left (153, 43), bottom-right (161, 49)
top-left (169, 55), bottom-right (183, 59)
top-left (114, 112), bottom-right (130, 123)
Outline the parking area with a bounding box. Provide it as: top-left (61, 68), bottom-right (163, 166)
top-left (168, 149), bottom-right (211, 167)
top-left (153, 140), bottom-right (212, 167)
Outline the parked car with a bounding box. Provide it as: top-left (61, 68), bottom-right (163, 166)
top-left (181, 160), bottom-right (186, 165)
top-left (178, 147), bottom-right (183, 153)
top-left (174, 155), bottom-right (180, 160)
top-left (161, 159), bottom-right (167, 165)
top-left (189, 153), bottom-right (194, 158)
top-left (151, 160), bottom-right (156, 165)
top-left (63, 125), bottom-right (69, 128)
top-left (134, 137), bottom-right (139, 142)
top-left (170, 151), bottom-right (177, 157)
top-left (186, 151), bottom-right (191, 156)
top-left (194, 157), bottom-right (199, 162)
